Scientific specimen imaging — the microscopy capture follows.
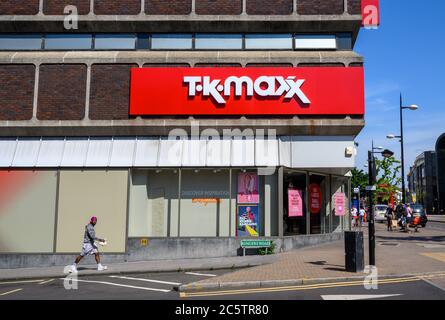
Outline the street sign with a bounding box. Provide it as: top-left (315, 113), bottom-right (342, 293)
top-left (366, 186), bottom-right (377, 191)
top-left (240, 240), bottom-right (271, 248)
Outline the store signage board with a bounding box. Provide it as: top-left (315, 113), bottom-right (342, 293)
top-left (130, 67), bottom-right (364, 115)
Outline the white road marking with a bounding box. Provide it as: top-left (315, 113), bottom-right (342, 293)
top-left (109, 275), bottom-right (181, 286)
top-left (0, 288), bottom-right (23, 296)
top-left (321, 294), bottom-right (403, 300)
top-left (185, 272), bottom-right (217, 277)
top-left (0, 280), bottom-right (44, 285)
top-left (38, 279), bottom-right (55, 285)
top-left (59, 278), bottom-right (171, 293)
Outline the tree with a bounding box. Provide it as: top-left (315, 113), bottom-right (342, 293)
top-left (351, 168), bottom-right (368, 199)
top-left (375, 156), bottom-right (402, 204)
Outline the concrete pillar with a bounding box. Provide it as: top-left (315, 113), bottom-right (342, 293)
top-left (265, 171), bottom-right (278, 236)
top-left (32, 64), bottom-right (40, 120)
top-left (278, 166), bottom-right (284, 237)
top-left (84, 64), bottom-right (92, 120)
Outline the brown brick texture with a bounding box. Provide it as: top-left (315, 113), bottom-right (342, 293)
top-left (145, 0), bottom-right (192, 15)
top-left (298, 0), bottom-right (345, 15)
top-left (0, 65), bottom-right (35, 121)
top-left (246, 0), bottom-right (293, 15)
top-left (348, 0), bottom-right (362, 14)
top-left (0, 0), bottom-right (39, 15)
top-left (196, 0), bottom-right (242, 15)
top-left (37, 64), bottom-right (87, 120)
top-left (43, 0), bottom-right (91, 15)
top-left (94, 0), bottom-right (141, 15)
top-left (89, 64), bottom-right (137, 120)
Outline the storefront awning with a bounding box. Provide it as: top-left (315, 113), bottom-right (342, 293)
top-left (0, 136), bottom-right (355, 169)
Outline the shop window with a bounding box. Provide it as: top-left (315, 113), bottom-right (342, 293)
top-left (195, 34), bottom-right (243, 50)
top-left (0, 170), bottom-right (57, 253)
top-left (245, 34), bottom-right (293, 50)
top-left (284, 171), bottom-right (307, 235)
top-left (331, 176), bottom-right (350, 233)
top-left (309, 174), bottom-right (328, 234)
top-left (128, 170), bottom-right (179, 237)
top-left (180, 169), bottom-right (231, 237)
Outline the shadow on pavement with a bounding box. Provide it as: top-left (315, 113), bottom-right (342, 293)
top-left (306, 261), bottom-right (348, 272)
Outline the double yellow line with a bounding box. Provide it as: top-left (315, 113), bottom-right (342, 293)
top-left (180, 273), bottom-right (445, 298)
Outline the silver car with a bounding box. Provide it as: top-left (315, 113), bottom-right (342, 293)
top-left (374, 205), bottom-right (388, 222)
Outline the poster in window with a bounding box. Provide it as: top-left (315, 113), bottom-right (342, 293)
top-left (237, 172), bottom-right (259, 203)
top-left (334, 192), bottom-right (346, 216)
top-left (288, 189), bottom-right (303, 217)
top-left (237, 205), bottom-right (260, 237)
top-left (309, 183), bottom-right (322, 214)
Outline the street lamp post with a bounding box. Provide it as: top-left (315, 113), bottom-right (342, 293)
top-left (367, 141), bottom-right (393, 266)
top-left (387, 94), bottom-right (418, 204)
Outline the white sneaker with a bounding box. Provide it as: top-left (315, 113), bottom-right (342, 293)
top-left (69, 264), bottom-right (78, 274)
top-left (97, 264), bottom-right (108, 271)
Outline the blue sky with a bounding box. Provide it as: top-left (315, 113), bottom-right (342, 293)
top-left (354, 0), bottom-right (445, 177)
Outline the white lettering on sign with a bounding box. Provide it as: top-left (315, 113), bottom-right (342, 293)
top-left (183, 76), bottom-right (311, 105)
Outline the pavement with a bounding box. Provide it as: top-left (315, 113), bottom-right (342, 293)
top-left (428, 215), bottom-right (445, 223)
top-left (179, 222), bottom-right (445, 292)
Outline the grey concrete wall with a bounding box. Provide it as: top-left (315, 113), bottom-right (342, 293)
top-left (0, 233), bottom-right (343, 268)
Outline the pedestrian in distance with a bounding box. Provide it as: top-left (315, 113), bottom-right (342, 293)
top-left (351, 206), bottom-right (358, 228)
top-left (359, 207), bottom-right (366, 228)
top-left (385, 204), bottom-right (395, 231)
top-left (69, 216), bottom-right (108, 273)
top-left (405, 204), bottom-right (413, 233)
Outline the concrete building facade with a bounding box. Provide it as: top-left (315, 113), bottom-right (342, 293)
top-left (0, 0), bottom-right (365, 268)
top-left (407, 151), bottom-right (438, 215)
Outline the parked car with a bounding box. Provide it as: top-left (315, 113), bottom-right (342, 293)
top-left (410, 204), bottom-right (428, 227)
top-left (374, 205), bottom-right (388, 223)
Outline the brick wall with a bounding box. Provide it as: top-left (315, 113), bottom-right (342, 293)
top-left (0, 0), bottom-right (39, 15)
top-left (0, 0), bottom-right (361, 16)
top-left (298, 0), bottom-right (345, 15)
top-left (348, 0), bottom-right (362, 14)
top-left (43, 0), bottom-right (91, 15)
top-left (0, 65), bottom-right (35, 121)
top-left (146, 0), bottom-right (192, 15)
top-left (89, 64), bottom-right (137, 120)
top-left (37, 64), bottom-right (87, 120)
top-left (196, 0), bottom-right (242, 15)
top-left (94, 0), bottom-right (141, 15)
top-left (246, 0), bottom-right (293, 15)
